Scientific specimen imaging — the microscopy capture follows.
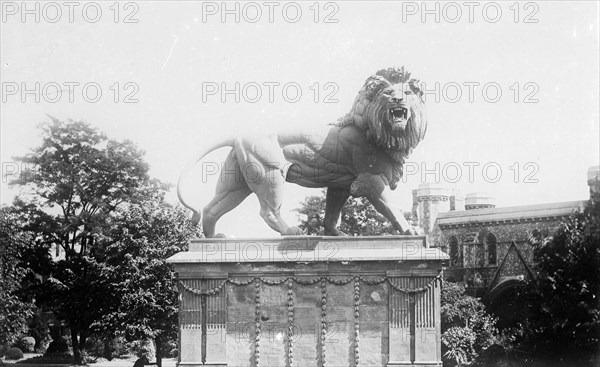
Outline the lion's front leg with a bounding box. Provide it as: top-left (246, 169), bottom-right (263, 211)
top-left (323, 188), bottom-right (350, 236)
top-left (350, 173), bottom-right (417, 235)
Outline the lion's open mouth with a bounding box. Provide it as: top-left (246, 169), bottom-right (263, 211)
top-left (389, 107), bottom-right (408, 123)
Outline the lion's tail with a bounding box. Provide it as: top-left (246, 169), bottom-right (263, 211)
top-left (177, 138), bottom-right (236, 225)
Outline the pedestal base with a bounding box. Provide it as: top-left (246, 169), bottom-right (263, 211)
top-left (168, 236), bottom-right (447, 367)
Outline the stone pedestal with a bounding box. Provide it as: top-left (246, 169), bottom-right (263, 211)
top-left (167, 236), bottom-right (447, 367)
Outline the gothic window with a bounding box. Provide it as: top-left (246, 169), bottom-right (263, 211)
top-left (448, 236), bottom-right (460, 268)
top-left (485, 233), bottom-right (497, 265)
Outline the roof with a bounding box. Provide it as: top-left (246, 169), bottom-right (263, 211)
top-left (488, 241), bottom-right (534, 292)
top-left (436, 200), bottom-right (586, 228)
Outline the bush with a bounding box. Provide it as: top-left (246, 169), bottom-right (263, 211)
top-left (441, 281), bottom-right (498, 366)
top-left (514, 193), bottom-right (600, 360)
top-left (45, 337), bottom-right (69, 355)
top-left (138, 340), bottom-right (156, 361)
top-left (15, 336), bottom-right (36, 353)
top-left (164, 339), bottom-right (178, 358)
top-left (87, 335), bottom-right (127, 360)
top-left (0, 345), bottom-right (8, 358)
top-left (5, 347), bottom-right (24, 360)
top-left (28, 314), bottom-right (50, 351)
top-left (34, 338), bottom-right (50, 354)
top-left (128, 339), bottom-right (155, 361)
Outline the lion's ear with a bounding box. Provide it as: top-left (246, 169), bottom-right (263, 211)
top-left (344, 75), bottom-right (388, 128)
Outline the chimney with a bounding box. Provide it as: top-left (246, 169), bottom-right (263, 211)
top-left (465, 192), bottom-right (496, 210)
top-left (449, 188), bottom-right (464, 211)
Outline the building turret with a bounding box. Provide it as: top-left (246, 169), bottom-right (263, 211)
top-left (416, 183), bottom-right (450, 235)
top-left (464, 192), bottom-right (496, 210)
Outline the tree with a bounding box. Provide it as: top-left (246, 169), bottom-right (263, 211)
top-left (97, 181), bottom-right (201, 367)
top-left (294, 190), bottom-right (414, 235)
top-left (0, 207), bottom-right (34, 347)
top-left (440, 281), bottom-right (498, 366)
top-left (516, 192), bottom-right (600, 361)
top-left (10, 117), bottom-right (150, 364)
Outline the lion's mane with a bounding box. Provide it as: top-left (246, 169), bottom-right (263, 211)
top-left (337, 67), bottom-right (427, 164)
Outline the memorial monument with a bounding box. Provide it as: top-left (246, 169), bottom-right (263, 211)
top-left (168, 67), bottom-right (447, 366)
top-left (177, 66), bottom-right (426, 238)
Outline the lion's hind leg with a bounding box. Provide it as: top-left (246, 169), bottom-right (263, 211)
top-left (233, 137), bottom-right (303, 236)
top-left (252, 175), bottom-right (303, 236)
top-left (202, 150), bottom-right (251, 238)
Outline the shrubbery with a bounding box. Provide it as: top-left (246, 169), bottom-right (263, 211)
top-left (164, 339), bottom-right (178, 358)
top-left (28, 315), bottom-right (50, 352)
top-left (86, 335), bottom-right (127, 360)
top-left (0, 345), bottom-right (8, 358)
top-left (128, 339), bottom-right (156, 361)
top-left (45, 337), bottom-right (69, 355)
top-left (15, 336), bottom-right (35, 353)
top-left (441, 281), bottom-right (498, 366)
top-left (5, 347), bottom-right (24, 360)
top-left (513, 193), bottom-right (600, 363)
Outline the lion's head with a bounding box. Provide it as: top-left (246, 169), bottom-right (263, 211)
top-left (338, 67), bottom-right (427, 162)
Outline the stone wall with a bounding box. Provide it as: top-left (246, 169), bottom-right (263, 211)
top-left (433, 220), bottom-right (561, 290)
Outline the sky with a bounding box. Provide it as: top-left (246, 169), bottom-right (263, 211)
top-left (1, 1), bottom-right (599, 237)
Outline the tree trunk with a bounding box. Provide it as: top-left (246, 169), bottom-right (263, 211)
top-left (70, 325), bottom-right (88, 365)
top-left (79, 330), bottom-right (88, 364)
top-left (155, 337), bottom-right (162, 367)
top-left (70, 325), bottom-right (81, 365)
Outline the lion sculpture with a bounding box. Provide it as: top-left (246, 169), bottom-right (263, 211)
top-left (178, 67), bottom-right (427, 237)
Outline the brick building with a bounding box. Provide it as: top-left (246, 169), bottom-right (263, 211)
top-left (412, 166), bottom-right (599, 327)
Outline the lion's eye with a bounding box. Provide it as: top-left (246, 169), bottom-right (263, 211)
top-left (404, 90), bottom-right (413, 95)
top-left (383, 90), bottom-right (393, 95)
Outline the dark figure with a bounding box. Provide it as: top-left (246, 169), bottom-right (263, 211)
top-left (133, 356), bottom-right (156, 367)
top-left (132, 356), bottom-right (149, 367)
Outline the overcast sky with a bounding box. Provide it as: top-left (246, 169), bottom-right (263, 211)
top-left (1, 1), bottom-right (599, 237)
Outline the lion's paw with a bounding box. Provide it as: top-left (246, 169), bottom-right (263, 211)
top-left (283, 226), bottom-right (304, 236)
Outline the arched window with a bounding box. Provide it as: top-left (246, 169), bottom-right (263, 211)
top-left (485, 233), bottom-right (497, 265)
top-left (448, 236), bottom-right (460, 268)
